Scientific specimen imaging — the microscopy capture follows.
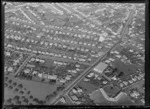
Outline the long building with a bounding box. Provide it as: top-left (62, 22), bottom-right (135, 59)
top-left (93, 62), bottom-right (108, 73)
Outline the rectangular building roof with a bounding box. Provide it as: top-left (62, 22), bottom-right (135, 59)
top-left (94, 62), bottom-right (108, 73)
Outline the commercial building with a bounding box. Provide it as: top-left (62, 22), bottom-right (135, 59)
top-left (94, 62), bottom-right (108, 73)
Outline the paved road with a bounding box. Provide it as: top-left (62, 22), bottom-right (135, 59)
top-left (5, 3), bottom-right (38, 13)
top-left (50, 34), bottom-right (121, 105)
top-left (54, 3), bottom-right (112, 34)
top-left (123, 79), bottom-right (144, 91)
top-left (15, 54), bottom-right (33, 76)
top-left (5, 47), bottom-right (91, 66)
top-left (50, 6), bottom-right (135, 105)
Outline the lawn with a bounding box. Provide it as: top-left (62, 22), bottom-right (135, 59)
top-left (111, 59), bottom-right (138, 80)
top-left (7, 76), bottom-right (58, 101)
top-left (77, 80), bottom-right (98, 95)
top-left (89, 89), bottom-right (134, 106)
top-left (103, 84), bottom-right (121, 98)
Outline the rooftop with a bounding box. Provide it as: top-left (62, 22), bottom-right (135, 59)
top-left (94, 62), bottom-right (108, 73)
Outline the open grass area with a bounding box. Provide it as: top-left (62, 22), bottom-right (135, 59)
top-left (77, 80), bottom-right (98, 95)
top-left (103, 84), bottom-right (121, 98)
top-left (111, 59), bottom-right (138, 80)
top-left (89, 89), bottom-right (134, 106)
top-left (5, 76), bottom-right (58, 102)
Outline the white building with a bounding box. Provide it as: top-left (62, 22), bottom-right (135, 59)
top-left (94, 62), bottom-right (108, 74)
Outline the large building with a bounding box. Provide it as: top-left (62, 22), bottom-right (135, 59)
top-left (94, 62), bottom-right (108, 73)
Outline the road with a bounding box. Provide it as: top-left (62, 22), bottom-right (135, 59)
top-left (50, 6), bottom-right (135, 105)
top-left (54, 3), bottom-right (112, 34)
top-left (15, 54), bottom-right (33, 76)
top-left (5, 3), bottom-right (38, 13)
top-left (5, 46), bottom-right (91, 66)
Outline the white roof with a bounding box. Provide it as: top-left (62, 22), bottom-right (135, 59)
top-left (71, 95), bottom-right (78, 101)
top-left (48, 75), bottom-right (57, 79)
top-left (24, 69), bottom-right (30, 73)
top-left (32, 71), bottom-right (38, 75)
top-left (72, 89), bottom-right (77, 93)
top-left (60, 79), bottom-right (66, 83)
top-left (8, 67), bottom-right (13, 72)
top-left (94, 62), bottom-right (108, 73)
top-left (38, 73), bottom-right (42, 78)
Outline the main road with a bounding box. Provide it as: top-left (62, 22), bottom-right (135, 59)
top-left (50, 5), bottom-right (135, 105)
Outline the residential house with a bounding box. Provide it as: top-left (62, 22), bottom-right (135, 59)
top-left (60, 77), bottom-right (67, 82)
top-left (71, 95), bottom-right (78, 101)
top-left (24, 69), bottom-right (30, 74)
top-left (7, 67), bottom-right (13, 72)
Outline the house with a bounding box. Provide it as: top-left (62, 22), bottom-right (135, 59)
top-left (72, 88), bottom-right (77, 93)
top-left (132, 77), bottom-right (137, 82)
top-left (83, 78), bottom-right (90, 81)
top-left (5, 51), bottom-right (11, 56)
top-left (129, 80), bottom-right (133, 84)
top-left (75, 101), bottom-right (81, 105)
top-left (59, 79), bottom-right (66, 83)
top-left (48, 75), bottom-right (57, 80)
top-left (26, 64), bottom-right (35, 68)
top-left (102, 81), bottom-right (108, 85)
top-left (75, 64), bottom-right (80, 68)
top-left (38, 73), bottom-right (43, 78)
top-left (65, 76), bottom-right (71, 80)
top-left (7, 67), bottom-right (13, 72)
top-left (24, 69), bottom-right (30, 74)
top-left (43, 74), bottom-right (48, 79)
top-left (116, 55), bottom-right (121, 58)
top-left (77, 88), bottom-right (83, 93)
top-left (32, 71), bottom-right (38, 75)
top-left (123, 81), bottom-right (128, 86)
top-left (120, 83), bottom-right (124, 88)
top-left (60, 97), bottom-right (66, 103)
top-left (72, 70), bottom-right (77, 73)
top-left (109, 58), bottom-right (115, 62)
top-left (105, 60), bottom-right (111, 64)
top-left (99, 36), bottom-right (105, 42)
top-left (94, 62), bottom-right (108, 74)
top-left (71, 95), bottom-right (78, 101)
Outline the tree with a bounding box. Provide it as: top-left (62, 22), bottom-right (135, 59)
top-left (117, 72), bottom-right (124, 78)
top-left (13, 88), bottom-right (19, 93)
top-left (53, 91), bottom-right (57, 95)
top-left (7, 98), bottom-right (12, 104)
top-left (13, 95), bottom-right (20, 102)
top-left (19, 90), bottom-right (24, 95)
top-left (8, 86), bottom-right (13, 90)
top-left (29, 95), bottom-right (33, 99)
top-left (33, 98), bottom-right (39, 103)
top-left (18, 84), bottom-right (23, 89)
top-left (23, 98), bottom-right (29, 104)
top-left (16, 101), bottom-right (21, 105)
top-left (8, 79), bottom-right (12, 84)
top-left (27, 91), bottom-right (31, 95)
top-left (4, 83), bottom-right (8, 87)
top-left (45, 95), bottom-right (50, 101)
top-left (13, 82), bottom-right (17, 86)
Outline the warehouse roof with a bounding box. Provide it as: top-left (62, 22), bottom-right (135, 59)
top-left (94, 62), bottom-right (108, 73)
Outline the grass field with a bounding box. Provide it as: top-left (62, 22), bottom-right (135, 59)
top-left (77, 80), bottom-right (98, 95)
top-left (5, 76), bottom-right (58, 101)
top-left (89, 89), bottom-right (134, 106)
